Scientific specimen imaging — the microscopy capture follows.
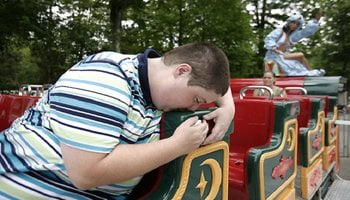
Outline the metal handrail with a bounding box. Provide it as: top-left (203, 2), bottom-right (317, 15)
top-left (239, 86), bottom-right (273, 100)
top-left (19, 84), bottom-right (44, 97)
top-left (284, 87), bottom-right (308, 95)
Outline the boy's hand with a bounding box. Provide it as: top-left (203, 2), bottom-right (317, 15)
top-left (171, 116), bottom-right (208, 155)
top-left (202, 106), bottom-right (234, 145)
top-left (201, 87), bottom-right (235, 145)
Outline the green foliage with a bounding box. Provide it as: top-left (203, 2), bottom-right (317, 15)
top-left (0, 44), bottom-right (40, 90)
top-left (0, 0), bottom-right (349, 90)
top-left (315, 0), bottom-right (350, 82)
top-left (0, 0), bottom-right (46, 51)
top-left (1, 0), bottom-right (112, 86)
top-left (122, 0), bottom-right (256, 77)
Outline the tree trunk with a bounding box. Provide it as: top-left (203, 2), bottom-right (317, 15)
top-left (109, 0), bottom-right (130, 52)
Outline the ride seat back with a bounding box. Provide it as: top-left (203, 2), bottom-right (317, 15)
top-left (231, 99), bottom-right (275, 151)
top-left (276, 95), bottom-right (312, 128)
top-left (229, 98), bottom-right (275, 195)
top-left (130, 110), bottom-right (232, 200)
top-left (0, 94), bottom-right (39, 132)
top-left (310, 95), bottom-right (329, 117)
top-left (230, 79), bottom-right (263, 97)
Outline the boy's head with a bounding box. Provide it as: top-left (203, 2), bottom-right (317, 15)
top-left (163, 42), bottom-right (230, 96)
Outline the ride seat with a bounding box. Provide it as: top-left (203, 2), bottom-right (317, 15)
top-left (229, 79), bottom-right (263, 97)
top-left (276, 96), bottom-right (312, 128)
top-left (229, 98), bottom-right (275, 197)
top-left (0, 94), bottom-right (39, 132)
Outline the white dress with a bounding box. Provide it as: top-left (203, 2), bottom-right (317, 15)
top-left (264, 19), bottom-right (324, 76)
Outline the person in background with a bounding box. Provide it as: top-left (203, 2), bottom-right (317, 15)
top-left (290, 9), bottom-right (323, 44)
top-left (0, 42), bottom-right (235, 199)
top-left (264, 11), bottom-right (325, 76)
top-left (254, 70), bottom-right (287, 97)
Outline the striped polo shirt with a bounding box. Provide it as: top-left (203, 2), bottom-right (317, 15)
top-left (0, 49), bottom-right (163, 199)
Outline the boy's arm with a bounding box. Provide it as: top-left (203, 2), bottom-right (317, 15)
top-left (61, 116), bottom-right (208, 190)
top-left (202, 87), bottom-right (235, 145)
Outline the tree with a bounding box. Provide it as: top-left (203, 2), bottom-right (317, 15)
top-left (122, 0), bottom-right (256, 77)
top-left (0, 0), bottom-right (47, 90)
top-left (31, 0), bottom-right (111, 83)
top-left (315, 0), bottom-right (350, 82)
top-left (1, 0), bottom-right (348, 90)
top-left (109, 0), bottom-right (143, 52)
top-left (0, 0), bottom-right (46, 51)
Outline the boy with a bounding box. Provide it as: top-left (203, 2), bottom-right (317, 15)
top-left (0, 42), bottom-right (234, 199)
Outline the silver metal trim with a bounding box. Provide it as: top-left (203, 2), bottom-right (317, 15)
top-left (239, 86), bottom-right (273, 100)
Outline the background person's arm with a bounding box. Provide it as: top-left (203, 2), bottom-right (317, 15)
top-left (289, 19), bottom-right (321, 44)
top-left (253, 89), bottom-right (260, 96)
top-left (264, 29), bottom-right (283, 51)
top-left (281, 88), bottom-right (287, 98)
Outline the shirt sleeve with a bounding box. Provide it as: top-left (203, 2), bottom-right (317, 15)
top-left (49, 61), bottom-right (131, 153)
top-left (289, 20), bottom-right (320, 44)
top-left (264, 29), bottom-right (283, 50)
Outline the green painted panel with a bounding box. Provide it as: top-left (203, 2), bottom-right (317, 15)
top-left (144, 109), bottom-right (233, 200)
top-left (298, 128), bottom-right (310, 167)
top-left (328, 97), bottom-right (338, 110)
top-left (263, 146), bottom-right (295, 197)
top-left (298, 98), bottom-right (323, 167)
top-left (182, 150), bottom-right (225, 200)
top-left (309, 99), bottom-right (323, 160)
top-left (304, 76), bottom-right (346, 97)
top-left (247, 100), bottom-right (299, 200)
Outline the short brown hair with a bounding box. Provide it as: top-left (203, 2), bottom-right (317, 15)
top-left (263, 70), bottom-right (276, 78)
top-left (163, 42), bottom-right (230, 96)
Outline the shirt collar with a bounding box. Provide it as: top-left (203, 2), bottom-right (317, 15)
top-left (137, 48), bottom-right (161, 108)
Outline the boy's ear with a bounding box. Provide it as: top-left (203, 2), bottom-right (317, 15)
top-left (174, 63), bottom-right (192, 77)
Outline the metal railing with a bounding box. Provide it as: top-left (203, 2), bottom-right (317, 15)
top-left (339, 108), bottom-right (350, 158)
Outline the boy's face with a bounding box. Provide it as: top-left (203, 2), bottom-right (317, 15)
top-left (151, 62), bottom-right (222, 112)
top-left (158, 84), bottom-right (220, 112)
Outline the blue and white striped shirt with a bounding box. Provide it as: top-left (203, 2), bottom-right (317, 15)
top-left (0, 49), bottom-right (163, 199)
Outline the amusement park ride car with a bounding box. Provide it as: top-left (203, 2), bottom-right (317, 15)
top-left (0, 75), bottom-right (349, 200)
